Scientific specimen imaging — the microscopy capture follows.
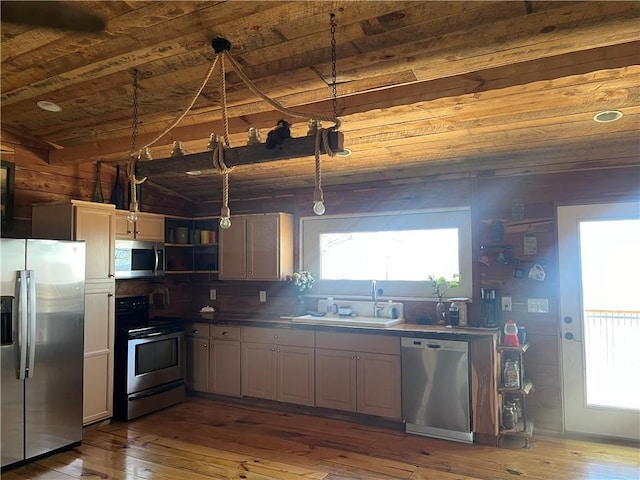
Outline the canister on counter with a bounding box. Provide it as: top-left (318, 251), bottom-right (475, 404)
top-left (518, 326), bottom-right (527, 345)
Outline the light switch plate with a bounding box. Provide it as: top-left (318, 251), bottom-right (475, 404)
top-left (259, 291), bottom-right (267, 302)
top-left (528, 298), bottom-right (549, 313)
top-left (209, 289), bottom-right (216, 300)
top-left (502, 296), bottom-right (512, 311)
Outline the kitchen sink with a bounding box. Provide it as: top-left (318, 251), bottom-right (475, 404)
top-left (287, 315), bottom-right (404, 328)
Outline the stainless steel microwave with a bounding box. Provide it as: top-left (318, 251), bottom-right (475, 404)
top-left (114, 240), bottom-right (164, 279)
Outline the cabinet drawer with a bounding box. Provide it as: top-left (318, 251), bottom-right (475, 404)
top-left (211, 325), bottom-right (241, 340)
top-left (243, 326), bottom-right (314, 347)
top-left (315, 331), bottom-right (400, 355)
top-left (185, 323), bottom-right (210, 337)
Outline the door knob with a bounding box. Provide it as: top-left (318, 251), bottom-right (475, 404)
top-left (565, 332), bottom-right (574, 340)
top-left (563, 316), bottom-right (573, 324)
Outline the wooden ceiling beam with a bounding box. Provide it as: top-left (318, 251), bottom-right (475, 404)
top-left (46, 47), bottom-right (635, 165)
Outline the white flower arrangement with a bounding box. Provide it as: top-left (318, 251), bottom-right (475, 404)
top-left (288, 270), bottom-right (315, 295)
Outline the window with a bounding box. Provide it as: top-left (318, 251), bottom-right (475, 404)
top-left (301, 208), bottom-right (472, 300)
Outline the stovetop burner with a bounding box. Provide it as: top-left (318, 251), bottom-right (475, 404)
top-left (115, 295), bottom-right (183, 339)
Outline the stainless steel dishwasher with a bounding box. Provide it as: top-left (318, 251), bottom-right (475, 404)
top-left (401, 337), bottom-right (473, 443)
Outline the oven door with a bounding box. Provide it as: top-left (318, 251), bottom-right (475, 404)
top-left (127, 331), bottom-right (184, 394)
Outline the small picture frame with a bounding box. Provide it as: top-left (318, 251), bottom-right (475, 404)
top-left (1, 160), bottom-right (15, 230)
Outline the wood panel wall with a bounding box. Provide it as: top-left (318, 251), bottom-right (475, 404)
top-left (3, 131), bottom-right (639, 435)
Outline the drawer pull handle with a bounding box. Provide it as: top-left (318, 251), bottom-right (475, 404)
top-left (222, 331), bottom-right (230, 336)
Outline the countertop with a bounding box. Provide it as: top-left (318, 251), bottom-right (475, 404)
top-left (156, 311), bottom-right (499, 339)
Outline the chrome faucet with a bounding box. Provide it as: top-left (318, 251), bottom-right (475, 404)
top-left (372, 280), bottom-right (384, 317)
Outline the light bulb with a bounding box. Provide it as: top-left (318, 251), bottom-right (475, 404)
top-left (313, 201), bottom-right (325, 216)
top-left (127, 211), bottom-right (138, 223)
top-left (219, 216), bottom-right (232, 229)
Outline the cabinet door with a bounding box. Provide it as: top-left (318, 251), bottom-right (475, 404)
top-left (356, 352), bottom-right (401, 419)
top-left (186, 336), bottom-right (209, 392)
top-left (277, 345), bottom-right (315, 406)
top-left (246, 215), bottom-right (279, 280)
top-left (134, 214), bottom-right (165, 242)
top-left (315, 348), bottom-right (357, 412)
top-left (219, 217), bottom-right (247, 279)
top-left (210, 339), bottom-right (241, 397)
top-left (115, 211), bottom-right (134, 239)
top-left (83, 283), bottom-right (114, 425)
top-left (241, 342), bottom-right (277, 400)
top-left (75, 205), bottom-right (115, 281)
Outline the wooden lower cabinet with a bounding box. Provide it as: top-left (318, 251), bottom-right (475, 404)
top-left (185, 324), bottom-right (241, 396)
top-left (186, 335), bottom-right (209, 392)
top-left (315, 332), bottom-right (401, 420)
top-left (210, 337), bottom-right (241, 396)
top-left (83, 281), bottom-right (115, 425)
top-left (242, 327), bottom-right (315, 406)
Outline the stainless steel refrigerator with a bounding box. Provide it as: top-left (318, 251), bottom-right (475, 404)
top-left (1, 239), bottom-right (85, 469)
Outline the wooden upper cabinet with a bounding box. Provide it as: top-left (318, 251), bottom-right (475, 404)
top-left (219, 213), bottom-right (293, 281)
top-left (115, 211), bottom-right (164, 242)
top-left (32, 200), bottom-right (116, 282)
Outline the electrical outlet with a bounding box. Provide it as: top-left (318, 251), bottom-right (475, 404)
top-left (528, 298), bottom-right (549, 313)
top-left (502, 296), bottom-right (512, 311)
top-left (259, 291), bottom-right (267, 302)
top-left (209, 289), bottom-right (216, 300)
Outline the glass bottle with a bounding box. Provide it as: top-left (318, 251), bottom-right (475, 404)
top-left (92, 161), bottom-right (104, 203)
top-left (108, 164), bottom-right (125, 209)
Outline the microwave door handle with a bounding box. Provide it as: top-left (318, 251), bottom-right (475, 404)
top-left (26, 270), bottom-right (36, 378)
top-left (17, 270), bottom-right (28, 380)
top-left (153, 246), bottom-right (159, 273)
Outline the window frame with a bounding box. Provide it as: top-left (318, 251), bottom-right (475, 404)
top-left (300, 207), bottom-right (473, 301)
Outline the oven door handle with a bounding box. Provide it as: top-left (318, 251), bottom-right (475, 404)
top-left (128, 379), bottom-right (185, 401)
top-left (129, 331), bottom-right (183, 343)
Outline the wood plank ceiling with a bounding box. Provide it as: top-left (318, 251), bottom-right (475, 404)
top-left (1, 1), bottom-right (639, 205)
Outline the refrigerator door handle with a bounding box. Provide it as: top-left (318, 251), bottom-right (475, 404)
top-left (26, 270), bottom-right (36, 378)
top-left (18, 270), bottom-right (28, 380)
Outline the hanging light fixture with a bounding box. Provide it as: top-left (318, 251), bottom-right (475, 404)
top-left (133, 14), bottom-right (344, 224)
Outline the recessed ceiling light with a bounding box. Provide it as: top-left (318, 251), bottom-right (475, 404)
top-left (37, 101), bottom-right (62, 112)
top-left (336, 148), bottom-right (352, 157)
top-left (185, 170), bottom-right (202, 176)
top-left (593, 110), bottom-right (623, 123)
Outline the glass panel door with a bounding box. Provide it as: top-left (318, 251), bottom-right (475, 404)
top-left (558, 202), bottom-right (640, 440)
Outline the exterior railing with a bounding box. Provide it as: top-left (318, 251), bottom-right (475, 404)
top-left (583, 309), bottom-right (640, 410)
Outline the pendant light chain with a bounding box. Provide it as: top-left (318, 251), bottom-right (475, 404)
top-left (126, 69), bottom-right (146, 222)
top-left (131, 69), bottom-right (139, 153)
top-left (330, 13), bottom-right (338, 123)
top-left (312, 13), bottom-right (338, 216)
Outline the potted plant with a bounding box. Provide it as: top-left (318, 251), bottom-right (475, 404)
top-left (428, 274), bottom-right (460, 324)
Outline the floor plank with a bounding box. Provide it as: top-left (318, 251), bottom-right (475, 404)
top-left (4, 396), bottom-right (638, 479)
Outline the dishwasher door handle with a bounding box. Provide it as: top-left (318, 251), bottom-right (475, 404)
top-left (427, 344), bottom-right (442, 349)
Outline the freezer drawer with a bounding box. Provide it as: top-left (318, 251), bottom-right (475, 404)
top-left (401, 337), bottom-right (473, 443)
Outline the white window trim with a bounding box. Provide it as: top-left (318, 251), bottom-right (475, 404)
top-left (299, 207), bottom-right (473, 301)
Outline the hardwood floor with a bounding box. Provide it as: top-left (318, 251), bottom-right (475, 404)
top-left (4, 395), bottom-right (639, 480)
